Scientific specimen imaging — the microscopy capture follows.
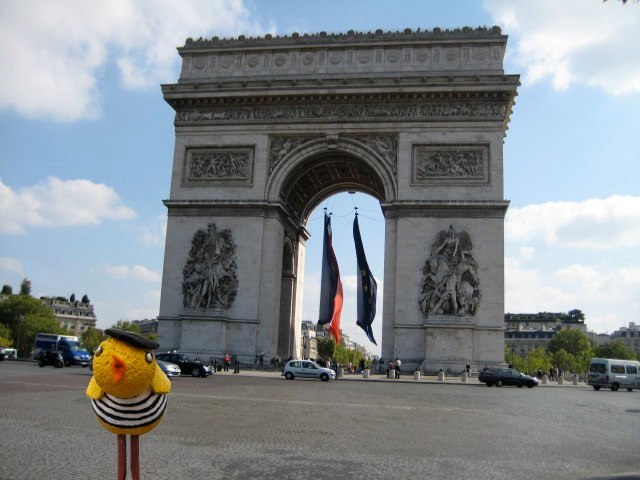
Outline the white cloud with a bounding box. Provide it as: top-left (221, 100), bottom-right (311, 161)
top-left (0, 177), bottom-right (136, 235)
top-left (140, 215), bottom-right (167, 247)
top-left (485, 0), bottom-right (640, 95)
top-left (0, 257), bottom-right (24, 276)
top-left (505, 195), bottom-right (640, 249)
top-left (0, 0), bottom-right (263, 121)
top-left (104, 264), bottom-right (161, 283)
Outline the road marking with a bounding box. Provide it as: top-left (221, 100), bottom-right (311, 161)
top-left (0, 380), bottom-right (84, 389)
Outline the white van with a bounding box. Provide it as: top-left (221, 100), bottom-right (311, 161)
top-left (587, 358), bottom-right (640, 392)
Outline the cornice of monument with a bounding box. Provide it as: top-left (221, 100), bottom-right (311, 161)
top-left (181, 26), bottom-right (505, 50)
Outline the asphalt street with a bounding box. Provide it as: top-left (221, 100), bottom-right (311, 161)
top-left (0, 361), bottom-right (639, 480)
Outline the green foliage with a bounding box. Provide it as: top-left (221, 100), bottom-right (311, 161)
top-left (594, 341), bottom-right (638, 360)
top-left (81, 327), bottom-right (106, 353)
top-left (1, 284), bottom-right (12, 295)
top-left (0, 324), bottom-right (12, 348)
top-left (506, 346), bottom-right (553, 375)
top-left (317, 337), bottom-right (336, 361)
top-left (14, 314), bottom-right (65, 357)
top-left (0, 294), bottom-right (57, 331)
top-left (19, 278), bottom-right (31, 296)
top-left (111, 320), bottom-right (142, 335)
top-left (547, 329), bottom-right (592, 357)
top-left (567, 309), bottom-right (585, 322)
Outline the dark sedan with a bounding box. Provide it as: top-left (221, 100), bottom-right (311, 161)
top-left (478, 367), bottom-right (539, 388)
top-left (156, 352), bottom-right (213, 378)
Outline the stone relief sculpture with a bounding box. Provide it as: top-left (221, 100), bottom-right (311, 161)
top-left (416, 150), bottom-right (483, 179)
top-left (189, 151), bottom-right (250, 179)
top-left (175, 102), bottom-right (506, 125)
top-left (268, 136), bottom-right (319, 173)
top-left (182, 223), bottom-right (238, 311)
top-left (348, 135), bottom-right (398, 173)
top-left (419, 225), bottom-right (480, 317)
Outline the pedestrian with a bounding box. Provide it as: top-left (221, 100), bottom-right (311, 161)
top-left (395, 357), bottom-right (402, 379)
top-left (224, 353), bottom-right (231, 372)
top-left (388, 361), bottom-right (394, 379)
top-left (233, 355), bottom-right (240, 374)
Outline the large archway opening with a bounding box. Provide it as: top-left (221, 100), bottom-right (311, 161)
top-left (275, 150), bottom-right (390, 359)
top-left (301, 192), bottom-right (385, 358)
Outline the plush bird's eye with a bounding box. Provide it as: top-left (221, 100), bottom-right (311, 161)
top-left (145, 352), bottom-right (154, 364)
top-left (94, 346), bottom-right (103, 357)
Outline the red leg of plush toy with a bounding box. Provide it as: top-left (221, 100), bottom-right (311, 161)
top-left (117, 434), bottom-right (127, 480)
top-left (130, 435), bottom-right (140, 480)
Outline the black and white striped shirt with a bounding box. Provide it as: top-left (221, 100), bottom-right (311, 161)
top-left (91, 390), bottom-right (167, 431)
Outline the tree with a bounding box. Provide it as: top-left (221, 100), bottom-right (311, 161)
top-left (19, 278), bottom-right (31, 296)
top-left (81, 327), bottom-right (106, 353)
top-left (552, 349), bottom-right (576, 373)
top-left (0, 324), bottom-right (12, 348)
top-left (567, 309), bottom-right (585, 322)
top-left (547, 329), bottom-right (592, 357)
top-left (0, 294), bottom-right (63, 357)
top-left (111, 320), bottom-right (141, 335)
top-left (594, 341), bottom-right (638, 360)
top-left (317, 337), bottom-right (336, 362)
top-left (1, 284), bottom-right (12, 295)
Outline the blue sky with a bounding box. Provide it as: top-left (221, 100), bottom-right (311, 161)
top-left (1, 0), bottom-right (639, 356)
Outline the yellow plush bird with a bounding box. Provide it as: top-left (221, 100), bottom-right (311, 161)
top-left (87, 328), bottom-right (170, 479)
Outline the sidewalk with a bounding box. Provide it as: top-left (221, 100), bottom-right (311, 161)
top-left (213, 368), bottom-right (587, 387)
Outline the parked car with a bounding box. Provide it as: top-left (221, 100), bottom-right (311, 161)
top-left (479, 367), bottom-right (539, 388)
top-left (157, 359), bottom-right (181, 378)
top-left (281, 359), bottom-right (336, 381)
top-left (156, 352), bottom-right (212, 378)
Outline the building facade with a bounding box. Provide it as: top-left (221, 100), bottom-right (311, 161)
top-left (610, 322), bottom-right (640, 355)
top-left (40, 295), bottom-right (97, 336)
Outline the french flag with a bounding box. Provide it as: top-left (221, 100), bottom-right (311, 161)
top-left (317, 212), bottom-right (342, 344)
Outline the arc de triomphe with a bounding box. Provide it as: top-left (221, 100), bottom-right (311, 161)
top-left (157, 27), bottom-right (519, 371)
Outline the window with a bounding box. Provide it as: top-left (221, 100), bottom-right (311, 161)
top-left (290, 361), bottom-right (301, 368)
top-left (626, 366), bottom-right (637, 375)
top-left (611, 365), bottom-right (625, 374)
top-left (590, 363), bottom-right (606, 374)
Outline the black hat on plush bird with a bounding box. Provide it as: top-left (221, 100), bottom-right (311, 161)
top-left (105, 328), bottom-right (159, 350)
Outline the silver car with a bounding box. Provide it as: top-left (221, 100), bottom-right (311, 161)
top-left (282, 359), bottom-right (336, 381)
top-left (157, 359), bottom-right (181, 378)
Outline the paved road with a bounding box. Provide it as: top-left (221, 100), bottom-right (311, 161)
top-left (1, 361), bottom-right (639, 480)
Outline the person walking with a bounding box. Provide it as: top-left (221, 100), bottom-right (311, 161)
top-left (224, 353), bottom-right (231, 372)
top-left (233, 355), bottom-right (240, 374)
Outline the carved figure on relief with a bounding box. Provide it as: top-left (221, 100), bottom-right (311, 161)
top-left (419, 225), bottom-right (480, 317)
top-left (416, 150), bottom-right (483, 179)
top-left (190, 152), bottom-right (249, 179)
top-left (182, 223), bottom-right (238, 310)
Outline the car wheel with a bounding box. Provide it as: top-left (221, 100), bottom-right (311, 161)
top-left (611, 382), bottom-right (619, 392)
top-left (527, 382), bottom-right (534, 388)
top-left (626, 388), bottom-right (633, 392)
top-left (284, 372), bottom-right (294, 380)
top-left (495, 379), bottom-right (503, 387)
top-left (82, 364), bottom-right (88, 368)
top-left (55, 360), bottom-right (64, 368)
top-left (39, 362), bottom-right (44, 367)
top-left (191, 368), bottom-right (201, 377)
top-left (517, 385), bottom-right (522, 388)
top-left (593, 385), bottom-right (601, 391)
top-left (320, 373), bottom-right (329, 382)
top-left (485, 382), bottom-right (492, 387)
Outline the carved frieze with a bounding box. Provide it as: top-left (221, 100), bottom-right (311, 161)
top-left (176, 102), bottom-right (506, 126)
top-left (268, 136), bottom-right (321, 174)
top-left (182, 223), bottom-right (238, 311)
top-left (183, 147), bottom-right (254, 185)
top-left (412, 144), bottom-right (489, 185)
top-left (419, 225), bottom-right (480, 318)
top-left (343, 134), bottom-right (398, 173)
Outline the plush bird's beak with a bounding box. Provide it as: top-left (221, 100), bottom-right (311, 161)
top-left (111, 354), bottom-right (126, 382)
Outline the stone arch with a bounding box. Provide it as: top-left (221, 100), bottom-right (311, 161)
top-left (266, 138), bottom-right (397, 225)
top-left (158, 27), bottom-right (519, 372)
